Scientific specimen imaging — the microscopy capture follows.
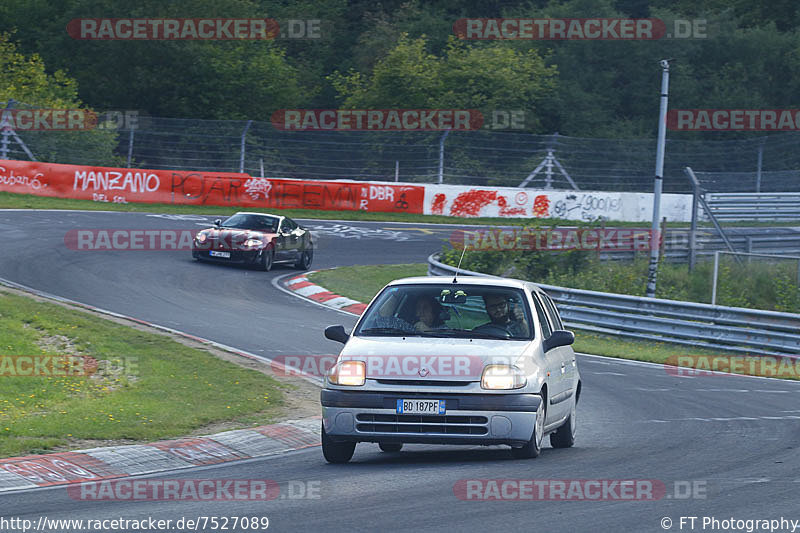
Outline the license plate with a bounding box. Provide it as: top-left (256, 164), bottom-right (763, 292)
top-left (396, 399), bottom-right (445, 415)
top-left (210, 251), bottom-right (230, 258)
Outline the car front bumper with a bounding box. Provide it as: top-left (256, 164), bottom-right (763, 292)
top-left (192, 247), bottom-right (262, 264)
top-left (321, 389), bottom-right (541, 447)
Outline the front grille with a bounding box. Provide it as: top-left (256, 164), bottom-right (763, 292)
top-left (375, 379), bottom-right (471, 387)
top-left (356, 413), bottom-right (488, 435)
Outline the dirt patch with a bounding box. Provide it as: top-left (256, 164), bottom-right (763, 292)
top-left (35, 332), bottom-right (81, 355)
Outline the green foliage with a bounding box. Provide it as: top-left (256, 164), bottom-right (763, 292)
top-left (0, 33), bottom-right (80, 106)
top-left (442, 247), bottom-right (800, 312)
top-left (331, 34), bottom-right (557, 131)
top-left (0, 33), bottom-right (121, 165)
top-left (2, 0), bottom-right (800, 140)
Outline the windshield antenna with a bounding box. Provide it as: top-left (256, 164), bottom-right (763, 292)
top-left (452, 236), bottom-right (469, 283)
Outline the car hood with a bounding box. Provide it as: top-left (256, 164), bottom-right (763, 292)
top-left (199, 227), bottom-right (277, 238)
top-left (339, 335), bottom-right (531, 381)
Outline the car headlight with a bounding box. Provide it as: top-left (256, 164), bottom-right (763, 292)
top-left (327, 360), bottom-right (365, 386)
top-left (195, 232), bottom-right (207, 243)
top-left (481, 364), bottom-right (526, 390)
top-left (244, 238), bottom-right (263, 248)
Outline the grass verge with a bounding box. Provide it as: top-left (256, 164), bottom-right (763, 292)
top-left (307, 264), bottom-right (799, 380)
top-left (0, 288), bottom-right (292, 458)
top-left (310, 264), bottom-right (428, 304)
top-left (2, 190), bottom-right (793, 228)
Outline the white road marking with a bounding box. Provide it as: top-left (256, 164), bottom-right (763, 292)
top-left (643, 415), bottom-right (799, 423)
top-left (294, 284), bottom-right (329, 297)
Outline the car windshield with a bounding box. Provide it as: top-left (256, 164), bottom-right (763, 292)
top-left (355, 284), bottom-right (534, 340)
top-left (220, 214), bottom-right (279, 232)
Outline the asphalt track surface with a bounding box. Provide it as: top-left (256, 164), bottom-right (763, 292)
top-left (1, 210), bottom-right (799, 533)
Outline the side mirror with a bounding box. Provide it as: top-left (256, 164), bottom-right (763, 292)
top-left (214, 219), bottom-right (222, 227)
top-left (543, 330), bottom-right (575, 352)
top-left (324, 325), bottom-right (349, 344)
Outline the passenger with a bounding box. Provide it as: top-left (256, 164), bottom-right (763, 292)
top-left (414, 297), bottom-right (445, 332)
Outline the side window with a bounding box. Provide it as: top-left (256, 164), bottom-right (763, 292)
top-left (542, 294), bottom-right (563, 331)
top-left (284, 218), bottom-right (297, 231)
top-left (531, 294), bottom-right (553, 339)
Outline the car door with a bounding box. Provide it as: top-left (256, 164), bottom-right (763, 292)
top-left (542, 292), bottom-right (579, 401)
top-left (283, 218), bottom-right (302, 260)
top-left (274, 219), bottom-right (290, 261)
top-left (530, 290), bottom-right (569, 424)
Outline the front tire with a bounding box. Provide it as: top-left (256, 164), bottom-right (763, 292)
top-left (260, 247), bottom-right (274, 272)
top-left (550, 397), bottom-right (576, 449)
top-left (294, 249), bottom-right (313, 270)
top-left (379, 442), bottom-right (403, 453)
top-left (322, 424), bottom-right (355, 464)
top-left (511, 395), bottom-right (545, 459)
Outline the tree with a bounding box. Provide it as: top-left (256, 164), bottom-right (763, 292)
top-left (330, 34), bottom-right (558, 131)
top-left (0, 33), bottom-right (120, 166)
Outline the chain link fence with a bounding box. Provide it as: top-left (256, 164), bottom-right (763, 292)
top-left (4, 112), bottom-right (800, 193)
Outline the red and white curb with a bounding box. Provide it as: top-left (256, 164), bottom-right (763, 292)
top-left (284, 271), bottom-right (367, 315)
top-left (0, 417), bottom-right (321, 493)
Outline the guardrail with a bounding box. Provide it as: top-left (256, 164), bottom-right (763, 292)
top-left (427, 253), bottom-right (800, 356)
top-left (606, 230), bottom-right (800, 262)
top-left (705, 192), bottom-right (800, 221)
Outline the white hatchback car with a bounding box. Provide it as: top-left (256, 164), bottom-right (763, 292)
top-left (321, 276), bottom-right (580, 463)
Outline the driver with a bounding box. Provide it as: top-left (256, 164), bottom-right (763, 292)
top-left (481, 293), bottom-right (529, 337)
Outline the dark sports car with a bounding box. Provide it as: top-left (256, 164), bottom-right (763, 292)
top-left (192, 212), bottom-right (313, 271)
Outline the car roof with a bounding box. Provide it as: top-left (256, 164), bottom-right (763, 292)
top-left (386, 276), bottom-right (536, 291)
top-left (231, 212), bottom-right (283, 219)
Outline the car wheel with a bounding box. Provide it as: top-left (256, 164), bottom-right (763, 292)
top-left (294, 249), bottom-right (313, 270)
top-left (260, 247), bottom-right (274, 272)
top-left (379, 442), bottom-right (403, 453)
top-left (510, 395), bottom-right (545, 459)
top-left (550, 397), bottom-right (576, 449)
top-left (321, 423), bottom-right (356, 464)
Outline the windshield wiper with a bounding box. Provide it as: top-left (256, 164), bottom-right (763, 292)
top-left (410, 328), bottom-right (502, 339)
top-left (359, 327), bottom-right (417, 336)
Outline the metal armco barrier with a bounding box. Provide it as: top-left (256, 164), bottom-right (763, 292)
top-left (705, 192), bottom-right (800, 221)
top-left (427, 253), bottom-right (800, 356)
top-left (606, 229), bottom-right (800, 262)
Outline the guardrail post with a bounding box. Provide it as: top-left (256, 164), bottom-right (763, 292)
top-left (437, 130), bottom-right (450, 184)
top-left (126, 128), bottom-right (135, 168)
top-left (684, 167), bottom-right (742, 264)
top-left (239, 120), bottom-right (252, 173)
top-left (689, 180), bottom-right (699, 271)
top-left (755, 140), bottom-right (764, 193)
top-left (711, 251), bottom-right (720, 305)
